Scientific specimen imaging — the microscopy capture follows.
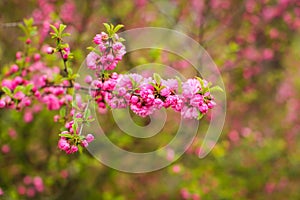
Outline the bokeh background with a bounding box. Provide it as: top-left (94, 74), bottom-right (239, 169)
top-left (1, 0), bottom-right (300, 199)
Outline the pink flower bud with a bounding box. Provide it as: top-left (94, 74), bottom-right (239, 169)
top-left (75, 113), bottom-right (83, 118)
top-left (17, 185), bottom-right (26, 195)
top-left (92, 80), bottom-right (102, 88)
top-left (10, 64), bottom-right (19, 73)
top-left (63, 54), bottom-right (68, 60)
top-left (263, 48), bottom-right (274, 60)
top-left (160, 88), bottom-right (171, 97)
top-left (93, 34), bottom-right (102, 45)
top-left (85, 75), bottom-right (93, 84)
top-left (24, 98), bottom-right (31, 106)
top-left (25, 57), bottom-right (31, 63)
top-left (81, 140), bottom-right (88, 147)
top-left (207, 101), bottom-right (216, 109)
top-left (33, 176), bottom-right (44, 193)
top-left (54, 115), bottom-right (60, 122)
top-left (58, 138), bottom-right (70, 151)
top-left (180, 189), bottom-right (190, 199)
top-left (130, 96), bottom-right (139, 104)
top-left (14, 91), bottom-right (25, 100)
top-left (24, 111), bottom-right (33, 123)
top-left (8, 128), bottom-right (17, 139)
top-left (1, 144), bottom-right (10, 154)
top-left (172, 165), bottom-right (181, 173)
top-left (69, 145), bottom-right (78, 153)
top-left (86, 134), bottom-right (94, 143)
top-left (74, 83), bottom-right (81, 90)
top-left (46, 47), bottom-right (54, 54)
top-left (26, 187), bottom-right (35, 197)
top-left (0, 100), bottom-right (6, 108)
top-left (60, 170), bottom-right (68, 179)
top-left (23, 176), bottom-right (32, 185)
top-left (33, 53), bottom-right (41, 61)
top-left (26, 38), bottom-right (31, 44)
top-left (16, 51), bottom-right (22, 59)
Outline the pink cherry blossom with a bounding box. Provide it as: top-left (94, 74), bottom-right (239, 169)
top-left (86, 134), bottom-right (94, 143)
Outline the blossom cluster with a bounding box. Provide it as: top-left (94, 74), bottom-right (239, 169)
top-left (0, 54), bottom-right (73, 112)
top-left (17, 176), bottom-right (44, 198)
top-left (101, 73), bottom-right (216, 119)
top-left (87, 31), bottom-right (126, 71)
top-left (58, 130), bottom-right (94, 154)
top-left (57, 104), bottom-right (95, 154)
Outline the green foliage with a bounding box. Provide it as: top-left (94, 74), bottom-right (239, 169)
top-left (103, 23), bottom-right (124, 37)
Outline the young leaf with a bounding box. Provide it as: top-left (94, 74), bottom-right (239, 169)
top-left (197, 112), bottom-right (204, 120)
top-left (59, 107), bottom-right (66, 118)
top-left (58, 133), bottom-right (73, 138)
top-left (49, 25), bottom-right (58, 35)
top-left (84, 108), bottom-right (91, 119)
top-left (87, 46), bottom-right (95, 51)
top-left (175, 76), bottom-right (182, 94)
top-left (14, 85), bottom-right (24, 93)
top-left (110, 24), bottom-right (115, 32)
top-left (62, 33), bottom-right (71, 37)
top-left (24, 84), bottom-right (33, 95)
top-left (58, 24), bottom-right (67, 34)
top-left (2, 87), bottom-right (12, 95)
top-left (210, 86), bottom-right (224, 93)
top-left (153, 73), bottom-right (162, 85)
top-left (103, 23), bottom-right (111, 33)
top-left (196, 77), bottom-right (205, 88)
top-left (114, 24), bottom-right (124, 33)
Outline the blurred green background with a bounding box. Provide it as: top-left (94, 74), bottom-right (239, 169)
top-left (1, 0), bottom-right (300, 199)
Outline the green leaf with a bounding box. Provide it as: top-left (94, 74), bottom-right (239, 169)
top-left (49, 25), bottom-right (58, 35)
top-left (78, 145), bottom-right (83, 154)
top-left (129, 76), bottom-right (138, 89)
top-left (118, 37), bottom-right (126, 42)
top-left (210, 85), bottom-right (224, 93)
top-left (84, 109), bottom-right (91, 119)
top-left (59, 107), bottom-right (66, 118)
top-left (24, 18), bottom-right (33, 27)
top-left (74, 117), bottom-right (83, 122)
top-left (61, 33), bottom-right (71, 37)
top-left (58, 133), bottom-right (73, 138)
top-left (60, 127), bottom-right (67, 132)
top-left (110, 24), bottom-right (115, 34)
top-left (87, 46), bottom-right (95, 51)
top-left (67, 67), bottom-right (73, 75)
top-left (229, 42), bottom-right (239, 52)
top-left (18, 24), bottom-right (28, 36)
top-left (197, 112), bottom-right (204, 120)
top-left (2, 87), bottom-right (12, 95)
top-left (153, 73), bottom-right (162, 85)
top-left (72, 121), bottom-right (78, 132)
top-left (114, 24), bottom-right (124, 33)
top-left (103, 23), bottom-right (111, 33)
top-left (24, 84), bottom-right (33, 95)
top-left (87, 118), bottom-right (95, 122)
top-left (71, 74), bottom-right (80, 79)
top-left (175, 76), bottom-right (182, 94)
top-left (196, 77), bottom-right (205, 88)
top-left (14, 85), bottom-right (24, 93)
top-left (71, 101), bottom-right (80, 110)
top-left (58, 24), bottom-right (67, 34)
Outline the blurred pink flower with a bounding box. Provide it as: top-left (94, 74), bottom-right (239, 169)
top-left (172, 165), bottom-right (181, 173)
top-left (1, 144), bottom-right (10, 154)
top-left (33, 176), bottom-right (44, 193)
